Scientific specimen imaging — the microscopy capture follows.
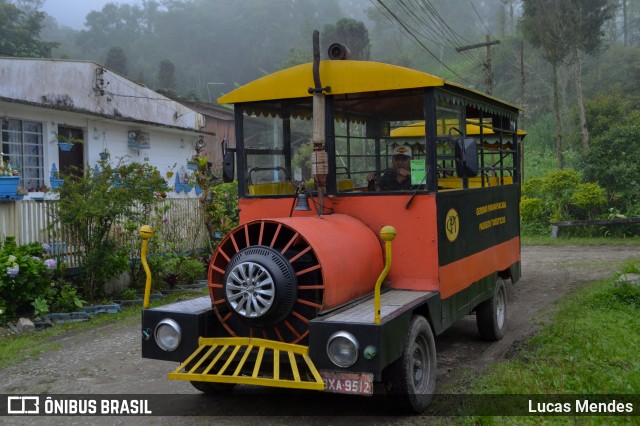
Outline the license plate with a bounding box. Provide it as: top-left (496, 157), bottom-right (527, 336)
top-left (320, 371), bottom-right (374, 396)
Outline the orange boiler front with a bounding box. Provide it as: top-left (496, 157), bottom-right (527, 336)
top-left (273, 214), bottom-right (385, 309)
top-left (207, 214), bottom-right (384, 343)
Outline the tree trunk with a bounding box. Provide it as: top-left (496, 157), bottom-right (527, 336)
top-left (623, 0), bottom-right (628, 46)
top-left (572, 45), bottom-right (589, 151)
top-left (552, 63), bottom-right (564, 169)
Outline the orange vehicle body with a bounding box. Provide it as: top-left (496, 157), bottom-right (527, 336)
top-left (237, 194), bottom-right (519, 299)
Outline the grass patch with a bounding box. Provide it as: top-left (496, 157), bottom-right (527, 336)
top-left (0, 289), bottom-right (208, 370)
top-left (457, 276), bottom-right (640, 424)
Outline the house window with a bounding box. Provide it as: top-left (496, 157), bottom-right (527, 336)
top-left (1, 118), bottom-right (44, 191)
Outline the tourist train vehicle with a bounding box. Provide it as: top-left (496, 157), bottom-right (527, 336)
top-left (140, 39), bottom-right (524, 413)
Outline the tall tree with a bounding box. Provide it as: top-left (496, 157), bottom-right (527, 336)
top-left (0, 0), bottom-right (57, 57)
top-left (321, 18), bottom-right (371, 60)
top-left (560, 0), bottom-right (616, 151)
top-left (157, 59), bottom-right (177, 92)
top-left (104, 46), bottom-right (128, 75)
top-left (622, 0), bottom-right (628, 46)
top-left (579, 95), bottom-right (640, 204)
top-left (77, 3), bottom-right (147, 59)
top-left (13, 0), bottom-right (43, 15)
top-left (521, 0), bottom-right (569, 169)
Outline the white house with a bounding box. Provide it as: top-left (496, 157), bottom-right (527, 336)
top-left (0, 58), bottom-right (212, 199)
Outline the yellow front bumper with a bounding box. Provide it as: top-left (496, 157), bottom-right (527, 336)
top-left (168, 337), bottom-right (325, 391)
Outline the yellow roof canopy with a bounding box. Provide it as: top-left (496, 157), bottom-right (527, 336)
top-left (390, 120), bottom-right (527, 138)
top-left (218, 61), bottom-right (445, 104)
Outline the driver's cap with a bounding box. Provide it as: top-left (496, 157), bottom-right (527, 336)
top-left (392, 145), bottom-right (412, 158)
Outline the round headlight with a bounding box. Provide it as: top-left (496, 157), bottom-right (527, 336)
top-left (326, 331), bottom-right (359, 367)
top-left (155, 318), bottom-right (182, 351)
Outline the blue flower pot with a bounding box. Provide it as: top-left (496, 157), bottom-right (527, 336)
top-left (50, 178), bottom-right (64, 189)
top-left (0, 176), bottom-right (20, 198)
top-left (58, 142), bottom-right (73, 151)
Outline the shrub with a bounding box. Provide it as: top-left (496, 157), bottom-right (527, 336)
top-left (539, 169), bottom-right (581, 222)
top-left (189, 155), bottom-right (239, 243)
top-left (159, 254), bottom-right (205, 288)
top-left (521, 169), bottom-right (608, 235)
top-left (176, 257), bottom-right (206, 285)
top-left (205, 181), bottom-right (239, 240)
top-left (521, 177), bottom-right (545, 199)
top-left (569, 183), bottom-right (606, 216)
top-left (50, 284), bottom-right (85, 313)
top-left (520, 197), bottom-right (545, 223)
top-left (118, 287), bottom-right (137, 300)
top-left (51, 158), bottom-right (167, 300)
top-left (31, 297), bottom-right (50, 317)
top-left (580, 96), bottom-right (640, 207)
top-left (0, 237), bottom-right (56, 321)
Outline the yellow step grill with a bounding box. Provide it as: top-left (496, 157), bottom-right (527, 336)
top-left (168, 337), bottom-right (325, 391)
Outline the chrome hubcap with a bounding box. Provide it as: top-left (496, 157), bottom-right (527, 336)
top-left (225, 261), bottom-right (275, 318)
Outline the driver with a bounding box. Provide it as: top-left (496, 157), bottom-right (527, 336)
top-left (369, 145), bottom-right (412, 191)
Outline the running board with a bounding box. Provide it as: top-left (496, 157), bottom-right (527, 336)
top-left (168, 337), bottom-right (325, 391)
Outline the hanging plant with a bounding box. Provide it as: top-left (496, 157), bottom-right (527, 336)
top-left (55, 133), bottom-right (83, 151)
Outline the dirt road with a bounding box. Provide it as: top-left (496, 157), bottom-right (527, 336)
top-left (1, 245), bottom-right (638, 424)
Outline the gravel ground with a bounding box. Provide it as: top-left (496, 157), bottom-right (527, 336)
top-left (1, 245), bottom-right (638, 425)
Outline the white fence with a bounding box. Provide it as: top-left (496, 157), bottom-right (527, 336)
top-left (0, 200), bottom-right (52, 245)
top-left (0, 198), bottom-right (211, 267)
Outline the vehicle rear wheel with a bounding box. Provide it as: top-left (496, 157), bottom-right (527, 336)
top-left (476, 277), bottom-right (507, 341)
top-left (190, 381), bottom-right (236, 394)
top-left (385, 315), bottom-right (437, 413)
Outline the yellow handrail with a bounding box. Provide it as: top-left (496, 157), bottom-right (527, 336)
top-left (139, 225), bottom-right (154, 309)
top-left (374, 226), bottom-right (396, 324)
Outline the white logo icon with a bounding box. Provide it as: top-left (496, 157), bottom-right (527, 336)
top-left (7, 396), bottom-right (40, 414)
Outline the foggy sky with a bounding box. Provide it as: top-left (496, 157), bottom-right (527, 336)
top-left (41, 0), bottom-right (143, 29)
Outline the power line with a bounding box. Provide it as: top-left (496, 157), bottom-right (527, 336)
top-left (407, 0), bottom-right (481, 69)
top-left (371, 0), bottom-right (472, 83)
top-left (415, 0), bottom-right (474, 47)
top-left (468, 0), bottom-right (493, 37)
top-left (99, 68), bottom-right (192, 128)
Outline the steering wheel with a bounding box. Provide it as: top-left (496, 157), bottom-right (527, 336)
top-left (367, 169), bottom-right (397, 191)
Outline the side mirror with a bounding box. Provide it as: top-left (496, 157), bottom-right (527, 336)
top-left (455, 138), bottom-right (478, 178)
top-left (221, 139), bottom-right (235, 183)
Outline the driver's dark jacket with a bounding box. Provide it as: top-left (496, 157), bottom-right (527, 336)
top-left (376, 170), bottom-right (411, 191)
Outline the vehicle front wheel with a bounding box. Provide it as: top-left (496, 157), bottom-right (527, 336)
top-left (384, 315), bottom-right (437, 413)
top-left (476, 277), bottom-right (507, 341)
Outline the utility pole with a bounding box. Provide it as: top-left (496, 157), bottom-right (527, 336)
top-left (456, 35), bottom-right (500, 95)
top-left (520, 41), bottom-right (525, 118)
